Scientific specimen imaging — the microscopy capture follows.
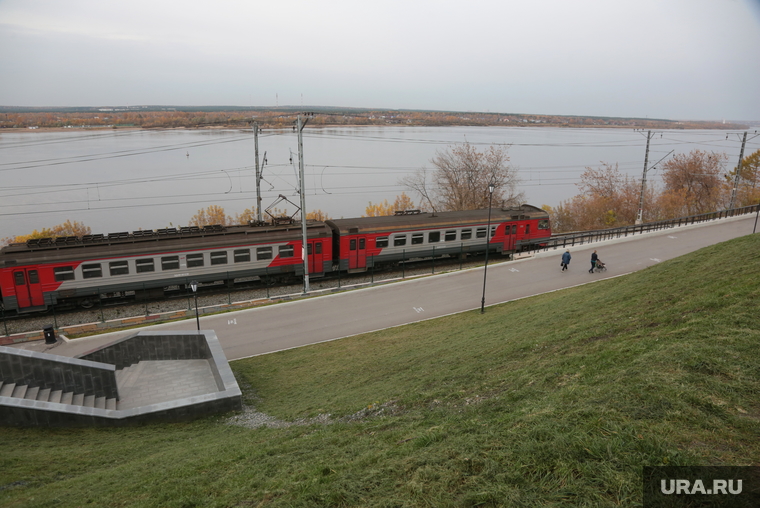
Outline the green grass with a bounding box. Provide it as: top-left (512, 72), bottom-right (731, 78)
top-left (2, 234), bottom-right (759, 507)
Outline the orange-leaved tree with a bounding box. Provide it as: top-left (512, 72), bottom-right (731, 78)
top-left (189, 205), bottom-right (231, 227)
top-left (1, 220), bottom-right (92, 245)
top-left (364, 193), bottom-right (417, 216)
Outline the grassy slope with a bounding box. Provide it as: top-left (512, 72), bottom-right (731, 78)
top-left (1, 235), bottom-right (759, 507)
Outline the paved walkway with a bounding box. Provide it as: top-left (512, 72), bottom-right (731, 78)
top-left (115, 360), bottom-right (218, 409)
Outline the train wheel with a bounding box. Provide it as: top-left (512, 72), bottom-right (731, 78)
top-left (80, 299), bottom-right (95, 309)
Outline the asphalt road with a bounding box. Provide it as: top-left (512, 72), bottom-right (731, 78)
top-left (24, 214), bottom-right (759, 360)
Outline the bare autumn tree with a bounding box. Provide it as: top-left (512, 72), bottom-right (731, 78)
top-left (401, 142), bottom-right (524, 212)
top-left (549, 163), bottom-right (649, 232)
top-left (660, 150), bottom-right (729, 215)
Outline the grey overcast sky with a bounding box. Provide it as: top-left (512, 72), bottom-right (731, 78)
top-left (1, 0), bottom-right (759, 121)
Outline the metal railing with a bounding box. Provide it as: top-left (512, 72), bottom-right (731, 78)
top-left (530, 204), bottom-right (760, 253)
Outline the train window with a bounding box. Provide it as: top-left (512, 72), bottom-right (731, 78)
top-left (412, 233), bottom-right (424, 245)
top-left (525, 224), bottom-right (530, 235)
top-left (14, 272), bottom-right (25, 285)
top-left (109, 261), bottom-right (129, 276)
top-left (82, 263), bottom-right (103, 279)
top-left (256, 247), bottom-right (272, 260)
top-left (359, 238), bottom-right (365, 249)
top-left (210, 251), bottom-right (228, 265)
top-left (279, 245), bottom-right (294, 258)
top-left (393, 235), bottom-right (407, 247)
top-left (512, 225), bottom-right (517, 234)
top-left (491, 226), bottom-right (496, 238)
top-left (187, 253), bottom-right (204, 268)
top-left (445, 230), bottom-right (457, 242)
top-left (54, 266), bottom-right (76, 281)
top-left (162, 256), bottom-right (180, 270)
top-left (135, 259), bottom-right (155, 273)
top-left (538, 219), bottom-right (549, 230)
top-left (376, 237), bottom-right (388, 248)
top-left (428, 231), bottom-right (440, 243)
top-left (461, 229), bottom-right (472, 240)
top-left (350, 239), bottom-right (357, 251)
top-left (234, 249), bottom-right (251, 263)
top-left (29, 271), bottom-right (39, 284)
top-left (476, 227), bottom-right (487, 239)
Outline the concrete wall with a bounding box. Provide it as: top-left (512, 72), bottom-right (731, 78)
top-left (78, 332), bottom-right (211, 369)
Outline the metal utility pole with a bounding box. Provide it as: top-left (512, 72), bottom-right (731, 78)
top-left (252, 121), bottom-right (263, 223)
top-left (729, 131), bottom-right (747, 210)
top-left (297, 114), bottom-right (310, 294)
top-left (635, 130), bottom-right (653, 225)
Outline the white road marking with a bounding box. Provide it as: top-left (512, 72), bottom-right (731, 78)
top-left (650, 258), bottom-right (661, 263)
top-left (228, 319), bottom-right (237, 325)
top-left (413, 307), bottom-right (424, 313)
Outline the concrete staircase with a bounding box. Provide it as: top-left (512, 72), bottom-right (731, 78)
top-left (0, 380), bottom-right (117, 410)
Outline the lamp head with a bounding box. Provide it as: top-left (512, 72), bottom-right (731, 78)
top-left (190, 280), bottom-right (198, 293)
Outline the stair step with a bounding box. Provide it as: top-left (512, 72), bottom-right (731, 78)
top-left (0, 383), bottom-right (15, 397)
top-left (24, 386), bottom-right (40, 400)
top-left (72, 393), bottom-right (84, 406)
top-left (105, 398), bottom-right (117, 410)
top-left (94, 396), bottom-right (106, 409)
top-left (49, 390), bottom-right (63, 403)
top-left (36, 388), bottom-right (51, 401)
top-left (116, 362), bottom-right (145, 389)
top-left (83, 394), bottom-right (95, 407)
top-left (60, 392), bottom-right (73, 405)
top-left (11, 384), bottom-right (28, 398)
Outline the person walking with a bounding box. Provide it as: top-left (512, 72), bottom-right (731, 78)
top-left (590, 250), bottom-right (598, 273)
top-left (561, 249), bottom-right (571, 272)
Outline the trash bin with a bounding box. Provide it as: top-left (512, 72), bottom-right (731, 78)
top-left (43, 325), bottom-right (56, 344)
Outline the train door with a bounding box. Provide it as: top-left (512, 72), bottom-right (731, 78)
top-left (308, 240), bottom-right (324, 276)
top-left (13, 268), bottom-right (45, 309)
top-left (503, 223), bottom-right (516, 252)
top-left (348, 236), bottom-right (367, 271)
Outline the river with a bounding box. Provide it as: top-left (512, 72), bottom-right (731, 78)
top-left (0, 126), bottom-right (750, 239)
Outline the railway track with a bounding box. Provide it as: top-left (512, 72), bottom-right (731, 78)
top-left (2, 254), bottom-right (504, 337)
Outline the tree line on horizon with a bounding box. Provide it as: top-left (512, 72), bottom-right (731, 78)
top-left (2, 144), bottom-right (758, 245)
top-left (0, 109), bottom-right (747, 131)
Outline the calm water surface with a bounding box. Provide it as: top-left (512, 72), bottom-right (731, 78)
top-left (0, 126), bottom-right (748, 238)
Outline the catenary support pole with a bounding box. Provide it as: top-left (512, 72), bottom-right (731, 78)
top-left (636, 130), bottom-right (653, 225)
top-left (297, 115), bottom-right (310, 294)
top-left (729, 131), bottom-right (747, 210)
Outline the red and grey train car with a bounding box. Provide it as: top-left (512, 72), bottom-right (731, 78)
top-left (0, 205), bottom-right (550, 314)
top-left (0, 222), bottom-right (332, 314)
top-left (326, 205), bottom-right (550, 272)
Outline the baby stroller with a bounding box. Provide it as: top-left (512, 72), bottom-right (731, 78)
top-left (594, 259), bottom-right (607, 272)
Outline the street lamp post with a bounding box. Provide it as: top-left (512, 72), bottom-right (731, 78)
top-left (480, 183), bottom-right (496, 314)
top-left (190, 280), bottom-right (200, 331)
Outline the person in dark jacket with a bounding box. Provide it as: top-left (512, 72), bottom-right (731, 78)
top-left (561, 250), bottom-right (571, 271)
top-left (590, 250), bottom-right (598, 273)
